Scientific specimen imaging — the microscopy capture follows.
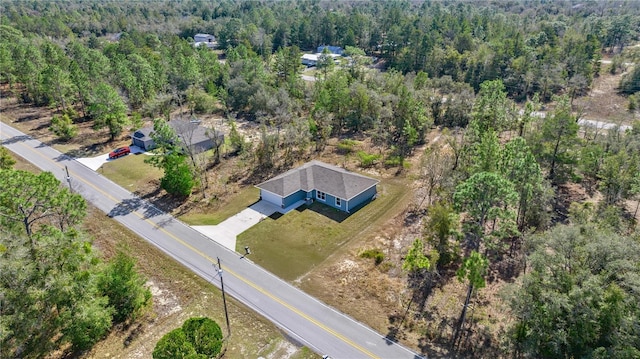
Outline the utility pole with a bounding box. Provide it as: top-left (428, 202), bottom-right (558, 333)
top-left (64, 165), bottom-right (72, 192)
top-left (217, 257), bottom-right (231, 339)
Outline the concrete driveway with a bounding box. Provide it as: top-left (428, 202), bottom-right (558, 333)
top-left (193, 200), bottom-right (279, 250)
top-left (76, 145), bottom-right (145, 170)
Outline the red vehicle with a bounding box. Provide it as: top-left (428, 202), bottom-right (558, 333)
top-left (108, 146), bottom-right (131, 159)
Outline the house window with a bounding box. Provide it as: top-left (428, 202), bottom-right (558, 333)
top-left (317, 191), bottom-right (326, 201)
top-left (335, 197), bottom-right (342, 207)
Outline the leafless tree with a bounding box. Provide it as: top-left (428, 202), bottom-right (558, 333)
top-left (417, 143), bottom-right (454, 209)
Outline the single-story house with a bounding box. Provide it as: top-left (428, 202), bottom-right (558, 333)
top-left (194, 33), bottom-right (217, 49)
top-left (256, 160), bottom-right (379, 213)
top-left (194, 33), bottom-right (215, 43)
top-left (301, 53), bottom-right (341, 67)
top-left (317, 45), bottom-right (344, 55)
top-left (131, 119), bottom-right (223, 154)
top-left (301, 53), bottom-right (319, 66)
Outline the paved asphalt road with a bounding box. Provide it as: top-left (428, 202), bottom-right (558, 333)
top-left (0, 122), bottom-right (423, 359)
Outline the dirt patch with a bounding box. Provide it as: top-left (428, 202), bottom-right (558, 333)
top-left (147, 280), bottom-right (182, 317)
top-left (573, 65), bottom-right (638, 126)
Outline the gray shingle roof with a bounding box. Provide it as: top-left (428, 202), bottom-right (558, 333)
top-left (131, 119), bottom-right (222, 148)
top-left (169, 119), bottom-right (210, 146)
top-left (256, 160), bottom-right (379, 200)
top-left (132, 126), bottom-right (154, 141)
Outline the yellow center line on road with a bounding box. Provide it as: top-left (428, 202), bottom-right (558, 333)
top-left (14, 139), bottom-right (380, 359)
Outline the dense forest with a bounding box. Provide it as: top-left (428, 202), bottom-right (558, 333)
top-left (1, 0), bottom-right (640, 357)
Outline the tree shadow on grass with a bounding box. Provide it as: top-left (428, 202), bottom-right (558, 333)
top-left (33, 121), bottom-right (50, 132)
top-left (386, 312), bottom-right (452, 359)
top-left (133, 187), bottom-right (192, 217)
top-left (15, 113), bottom-right (41, 123)
top-left (385, 265), bottom-right (461, 358)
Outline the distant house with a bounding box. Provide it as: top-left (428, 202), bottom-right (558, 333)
top-left (301, 53), bottom-right (319, 66)
top-left (194, 33), bottom-right (215, 43)
top-left (131, 119), bottom-right (223, 154)
top-left (317, 45), bottom-right (344, 55)
top-left (194, 33), bottom-right (217, 49)
top-left (301, 53), bottom-right (341, 67)
top-left (256, 160), bottom-right (379, 213)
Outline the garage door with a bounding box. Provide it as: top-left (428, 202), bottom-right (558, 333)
top-left (260, 190), bottom-right (282, 207)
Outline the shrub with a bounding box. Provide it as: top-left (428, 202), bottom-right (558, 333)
top-left (98, 250), bottom-right (151, 323)
top-left (629, 93), bottom-right (639, 113)
top-left (336, 139), bottom-right (358, 154)
top-left (0, 147), bottom-right (16, 170)
top-left (619, 65), bottom-right (640, 94)
top-left (152, 328), bottom-right (196, 359)
top-left (49, 113), bottom-right (78, 141)
top-left (228, 121), bottom-right (248, 155)
top-left (187, 86), bottom-right (216, 114)
top-left (62, 107), bottom-right (78, 119)
top-left (62, 295), bottom-right (113, 351)
top-left (357, 151), bottom-right (381, 168)
top-left (153, 317), bottom-right (223, 359)
top-left (384, 155), bottom-right (402, 167)
top-left (160, 153), bottom-right (195, 196)
top-left (182, 317), bottom-right (223, 357)
top-left (360, 248), bottom-right (384, 265)
top-left (130, 111), bottom-right (144, 131)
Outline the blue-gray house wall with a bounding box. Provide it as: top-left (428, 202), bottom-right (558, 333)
top-left (346, 186), bottom-right (377, 212)
top-left (282, 190), bottom-right (307, 207)
top-left (273, 185), bottom-right (377, 213)
top-left (314, 191), bottom-right (346, 211)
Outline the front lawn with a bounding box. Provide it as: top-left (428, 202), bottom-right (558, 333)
top-left (179, 186), bottom-right (260, 225)
top-left (99, 153), bottom-right (163, 189)
top-left (237, 179), bottom-right (409, 281)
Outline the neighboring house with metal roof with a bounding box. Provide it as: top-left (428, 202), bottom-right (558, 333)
top-left (317, 45), bottom-right (344, 55)
top-left (131, 119), bottom-right (223, 154)
top-left (301, 53), bottom-right (320, 66)
top-left (194, 33), bottom-right (215, 43)
top-left (194, 33), bottom-right (217, 49)
top-left (301, 53), bottom-right (341, 67)
top-left (256, 160), bottom-right (379, 213)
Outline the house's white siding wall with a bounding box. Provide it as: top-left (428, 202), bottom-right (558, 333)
top-left (261, 190), bottom-right (282, 207)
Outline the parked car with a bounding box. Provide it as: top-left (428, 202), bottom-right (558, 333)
top-left (108, 146), bottom-right (131, 159)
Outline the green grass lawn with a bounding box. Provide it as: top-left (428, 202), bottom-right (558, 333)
top-left (99, 153), bottom-right (163, 189)
top-left (179, 186), bottom-right (260, 225)
top-left (237, 179), bottom-right (409, 281)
